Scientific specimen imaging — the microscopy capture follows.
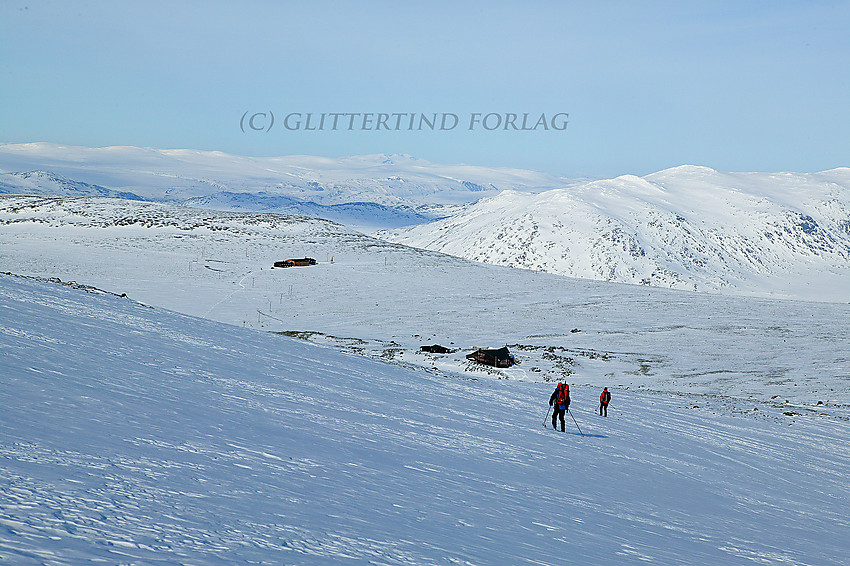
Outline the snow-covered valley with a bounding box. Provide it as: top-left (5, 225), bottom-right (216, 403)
top-left (0, 143), bottom-right (565, 231)
top-left (2, 195), bottom-right (849, 411)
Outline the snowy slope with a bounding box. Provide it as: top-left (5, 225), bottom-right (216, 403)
top-left (2, 273), bottom-right (850, 565)
top-left (380, 166), bottom-right (850, 301)
top-left (3, 195), bottom-right (849, 412)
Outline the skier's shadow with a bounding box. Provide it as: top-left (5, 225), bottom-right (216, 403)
top-left (545, 428), bottom-right (607, 438)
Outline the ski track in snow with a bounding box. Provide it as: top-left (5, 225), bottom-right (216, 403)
top-left (2, 274), bottom-right (850, 565)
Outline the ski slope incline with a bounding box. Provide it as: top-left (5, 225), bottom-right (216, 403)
top-left (2, 274), bottom-right (849, 565)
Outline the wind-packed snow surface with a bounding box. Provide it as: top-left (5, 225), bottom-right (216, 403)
top-left (2, 273), bottom-right (850, 565)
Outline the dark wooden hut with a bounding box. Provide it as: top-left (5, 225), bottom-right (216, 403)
top-left (273, 257), bottom-right (317, 268)
top-left (466, 346), bottom-right (515, 368)
top-left (421, 344), bottom-right (453, 354)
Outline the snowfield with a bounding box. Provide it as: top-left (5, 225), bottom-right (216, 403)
top-left (0, 142), bottom-right (564, 207)
top-left (2, 195), bottom-right (849, 411)
top-left (3, 273), bottom-right (850, 565)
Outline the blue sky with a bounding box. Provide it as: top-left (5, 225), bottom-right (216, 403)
top-left (1, 1), bottom-right (847, 177)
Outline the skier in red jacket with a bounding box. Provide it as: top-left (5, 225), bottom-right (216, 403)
top-left (599, 387), bottom-right (611, 417)
top-left (549, 382), bottom-right (570, 431)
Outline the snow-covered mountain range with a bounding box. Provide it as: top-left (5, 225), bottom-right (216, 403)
top-left (0, 142), bottom-right (564, 229)
top-left (0, 170), bottom-right (146, 201)
top-left (381, 166), bottom-right (850, 301)
top-left (2, 142), bottom-right (848, 301)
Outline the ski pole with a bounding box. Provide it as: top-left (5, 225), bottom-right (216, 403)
top-left (543, 405), bottom-right (552, 427)
top-left (568, 409), bottom-right (584, 436)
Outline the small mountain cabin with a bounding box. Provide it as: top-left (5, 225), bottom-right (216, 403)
top-left (466, 346), bottom-right (515, 368)
top-left (421, 344), bottom-right (453, 354)
top-left (274, 257), bottom-right (317, 268)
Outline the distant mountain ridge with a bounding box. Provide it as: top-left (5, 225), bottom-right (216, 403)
top-left (0, 142), bottom-right (568, 230)
top-left (0, 141), bottom-right (563, 199)
top-left (0, 170), bottom-right (147, 201)
top-left (180, 192), bottom-right (444, 229)
top-left (380, 165), bottom-right (850, 301)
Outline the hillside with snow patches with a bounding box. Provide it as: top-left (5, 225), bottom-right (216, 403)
top-left (380, 166), bottom-right (850, 302)
top-left (3, 271), bottom-right (850, 565)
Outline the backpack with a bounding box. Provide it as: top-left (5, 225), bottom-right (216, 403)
top-left (556, 383), bottom-right (570, 405)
